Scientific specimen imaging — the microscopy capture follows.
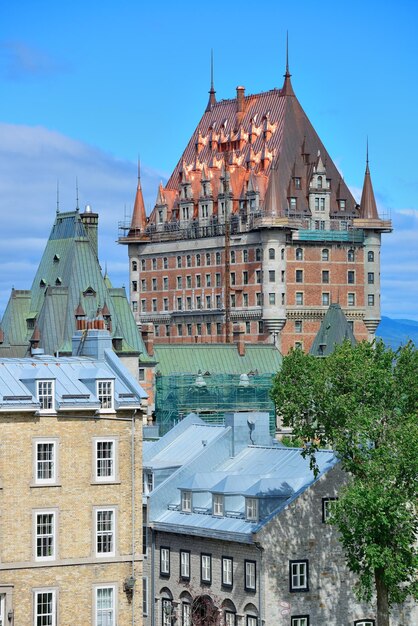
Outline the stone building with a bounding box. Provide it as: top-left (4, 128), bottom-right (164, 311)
top-left (0, 328), bottom-right (146, 625)
top-left (119, 58), bottom-right (392, 354)
top-left (142, 413), bottom-right (416, 626)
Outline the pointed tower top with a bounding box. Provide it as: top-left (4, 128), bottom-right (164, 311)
top-left (56, 180), bottom-right (60, 214)
top-left (76, 177), bottom-right (79, 211)
top-left (137, 155), bottom-right (141, 183)
top-left (129, 158), bottom-right (147, 234)
top-left (359, 141), bottom-right (379, 220)
top-left (282, 32), bottom-right (295, 96)
top-left (206, 49), bottom-right (217, 112)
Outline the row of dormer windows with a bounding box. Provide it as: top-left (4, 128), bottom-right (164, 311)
top-left (32, 379), bottom-right (114, 413)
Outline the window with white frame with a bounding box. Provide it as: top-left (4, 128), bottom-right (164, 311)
top-left (182, 602), bottom-right (191, 626)
top-left (290, 560), bottom-right (309, 591)
top-left (246, 617), bottom-right (257, 626)
top-left (34, 590), bottom-right (56, 626)
top-left (97, 380), bottom-right (113, 410)
top-left (368, 294), bottom-right (375, 306)
top-left (245, 498), bottom-right (258, 521)
top-left (322, 497), bottom-right (338, 523)
top-left (201, 553), bottom-right (211, 583)
top-left (295, 247), bottom-right (303, 260)
top-left (322, 292), bottom-right (330, 306)
top-left (354, 621), bottom-right (375, 626)
top-left (95, 440), bottom-right (115, 481)
top-left (213, 494), bottom-right (224, 516)
top-left (222, 557), bottom-right (233, 587)
top-left (296, 292), bottom-right (304, 306)
top-left (244, 560), bottom-right (256, 591)
top-left (225, 611), bottom-right (236, 626)
top-left (348, 293), bottom-right (356, 307)
top-left (37, 380), bottom-right (54, 411)
top-left (181, 491), bottom-right (192, 512)
top-left (162, 599), bottom-right (173, 626)
top-left (35, 512), bottom-right (56, 561)
top-left (35, 440), bottom-right (56, 484)
top-left (180, 550), bottom-right (190, 579)
top-left (96, 509), bottom-right (115, 556)
top-left (291, 617), bottom-right (309, 626)
top-left (160, 547), bottom-right (170, 576)
top-left (96, 586), bottom-right (115, 626)
top-left (295, 320), bottom-right (302, 334)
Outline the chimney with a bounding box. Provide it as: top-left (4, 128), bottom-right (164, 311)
top-left (142, 323), bottom-right (155, 357)
top-left (233, 322), bottom-right (246, 357)
top-left (236, 86), bottom-right (245, 123)
top-left (80, 206), bottom-right (99, 258)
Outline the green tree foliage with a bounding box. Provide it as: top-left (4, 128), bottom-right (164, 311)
top-left (271, 341), bottom-right (418, 624)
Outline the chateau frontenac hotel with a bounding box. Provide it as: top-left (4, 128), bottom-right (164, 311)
top-left (119, 58), bottom-right (391, 354)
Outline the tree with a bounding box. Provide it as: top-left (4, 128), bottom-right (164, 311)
top-left (271, 340), bottom-right (418, 626)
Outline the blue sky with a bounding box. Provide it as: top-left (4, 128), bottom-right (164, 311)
top-left (0, 0), bottom-right (417, 319)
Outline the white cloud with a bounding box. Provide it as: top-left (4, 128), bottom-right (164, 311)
top-left (0, 123), bottom-right (164, 316)
top-left (0, 40), bottom-right (68, 80)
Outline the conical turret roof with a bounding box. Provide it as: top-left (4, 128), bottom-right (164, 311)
top-left (129, 161), bottom-right (147, 233)
top-left (359, 155), bottom-right (379, 220)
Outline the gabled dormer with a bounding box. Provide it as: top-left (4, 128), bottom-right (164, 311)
top-left (308, 151), bottom-right (331, 227)
top-left (155, 183), bottom-right (168, 229)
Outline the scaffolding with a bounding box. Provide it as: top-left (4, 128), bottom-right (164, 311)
top-left (155, 372), bottom-right (276, 435)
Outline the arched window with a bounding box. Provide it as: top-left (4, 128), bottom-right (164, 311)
top-left (317, 176), bottom-right (323, 189)
top-left (255, 248), bottom-right (261, 262)
top-left (322, 248), bottom-right (329, 261)
top-left (268, 248), bottom-right (275, 260)
top-left (132, 260), bottom-right (137, 272)
top-left (367, 251), bottom-right (374, 262)
top-left (348, 249), bottom-right (355, 262)
top-left (296, 248), bottom-right (303, 261)
top-left (281, 248), bottom-right (285, 260)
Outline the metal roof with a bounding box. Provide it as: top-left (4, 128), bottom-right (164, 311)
top-left (310, 303), bottom-right (356, 357)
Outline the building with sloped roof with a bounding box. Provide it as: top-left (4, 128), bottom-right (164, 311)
top-left (0, 207), bottom-right (155, 393)
top-left (0, 328), bottom-right (146, 625)
top-left (142, 413), bottom-right (416, 626)
top-left (119, 51), bottom-right (391, 354)
top-left (309, 302), bottom-right (356, 357)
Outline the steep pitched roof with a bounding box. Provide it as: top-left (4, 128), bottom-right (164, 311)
top-left (129, 162), bottom-right (147, 234)
top-left (359, 159), bottom-right (379, 219)
top-left (0, 210), bottom-right (145, 358)
top-left (310, 303), bottom-right (356, 357)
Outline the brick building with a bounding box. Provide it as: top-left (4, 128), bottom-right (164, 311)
top-left (119, 58), bottom-right (391, 354)
top-left (0, 328), bottom-right (146, 625)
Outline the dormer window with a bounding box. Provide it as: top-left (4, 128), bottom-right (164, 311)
top-left (97, 380), bottom-right (114, 411)
top-left (246, 497), bottom-right (258, 521)
top-left (55, 278), bottom-right (62, 286)
top-left (294, 177), bottom-right (301, 189)
top-left (37, 380), bottom-right (55, 412)
top-left (181, 491), bottom-right (192, 513)
top-left (317, 176), bottom-right (323, 189)
top-left (289, 197), bottom-right (297, 211)
top-left (339, 199), bottom-right (346, 211)
top-left (158, 210), bottom-right (164, 224)
top-left (315, 198), bottom-right (325, 212)
top-left (83, 287), bottom-right (96, 297)
top-left (182, 207), bottom-right (189, 220)
top-left (213, 494), bottom-right (224, 516)
top-left (53, 254), bottom-right (60, 264)
top-left (40, 279), bottom-right (46, 288)
top-left (143, 471), bottom-right (153, 495)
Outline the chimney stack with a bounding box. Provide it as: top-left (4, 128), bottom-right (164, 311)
top-left (233, 322), bottom-right (246, 357)
top-left (142, 323), bottom-right (155, 357)
top-left (236, 86), bottom-right (245, 123)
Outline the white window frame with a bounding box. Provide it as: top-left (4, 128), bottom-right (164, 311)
top-left (245, 498), bottom-right (258, 521)
top-left (34, 439), bottom-right (57, 485)
top-left (354, 621), bottom-right (375, 626)
top-left (348, 292), bottom-right (356, 307)
top-left (94, 439), bottom-right (116, 482)
top-left (95, 585), bottom-right (116, 626)
top-left (143, 577), bottom-right (148, 616)
top-left (245, 560), bottom-right (256, 591)
top-left (162, 598), bottom-right (173, 626)
top-left (290, 560), bottom-right (308, 591)
top-left (246, 615), bottom-right (258, 626)
top-left (322, 497), bottom-right (338, 523)
top-left (34, 510), bottom-right (56, 561)
top-left (222, 556), bottom-right (233, 587)
top-left (212, 494), bottom-right (224, 516)
top-left (160, 547), bottom-right (170, 576)
top-left (97, 379), bottom-right (114, 411)
top-left (37, 380), bottom-right (55, 412)
top-left (296, 291), bottom-right (304, 306)
top-left (181, 490), bottom-right (192, 512)
top-left (180, 550), bottom-right (190, 579)
top-left (201, 553), bottom-right (211, 583)
top-left (225, 611), bottom-right (236, 626)
top-left (33, 589), bottom-right (56, 626)
top-left (95, 508), bottom-right (115, 557)
top-left (0, 595), bottom-right (4, 626)
top-left (182, 602), bottom-right (191, 626)
top-left (291, 617), bottom-right (309, 626)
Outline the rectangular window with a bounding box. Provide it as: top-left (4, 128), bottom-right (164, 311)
top-left (196, 323), bottom-right (202, 335)
top-left (177, 324), bottom-right (183, 337)
top-left (35, 441), bottom-right (56, 484)
top-left (182, 603), bottom-right (192, 626)
top-left (368, 294), bottom-right (375, 306)
top-left (291, 618), bottom-right (309, 626)
top-left (152, 278), bottom-right (157, 291)
top-left (152, 299), bottom-right (157, 312)
top-left (348, 271), bottom-right (355, 284)
top-left (348, 292), bottom-right (355, 307)
top-left (97, 380), bottom-right (113, 410)
top-left (269, 270), bottom-right (275, 282)
top-left (245, 560), bottom-right (256, 591)
top-left (243, 249), bottom-right (248, 262)
top-left (243, 293), bottom-right (248, 307)
top-left (162, 599), bottom-right (173, 626)
top-left (269, 293), bottom-right (276, 305)
top-left (256, 293), bottom-right (262, 306)
top-left (177, 297), bottom-right (183, 310)
top-left (163, 257), bottom-right (168, 269)
top-left (132, 301), bottom-right (138, 312)
top-left (256, 270), bottom-right (261, 284)
top-left (196, 275), bottom-right (201, 288)
top-left (186, 296), bottom-right (192, 310)
top-left (201, 553), bottom-right (212, 583)
top-left (177, 276), bottom-right (182, 289)
top-left (186, 275), bottom-right (192, 288)
top-left (152, 259), bottom-right (157, 270)
top-left (36, 512), bottom-right (55, 560)
top-left (163, 298), bottom-right (168, 311)
top-left (96, 586), bottom-right (115, 626)
top-left (354, 621), bottom-right (375, 626)
top-left (258, 321), bottom-right (264, 334)
top-left (206, 295), bottom-right (211, 309)
top-left (246, 617), bottom-right (258, 626)
top-left (143, 578), bottom-right (148, 616)
top-left (296, 269), bottom-right (303, 283)
top-left (141, 279), bottom-right (147, 291)
top-left (230, 294), bottom-right (236, 308)
top-left (213, 494), bottom-right (224, 516)
top-left (96, 509), bottom-right (115, 556)
top-left (322, 292), bottom-right (330, 306)
top-left (246, 498), bottom-right (258, 521)
top-left (206, 274), bottom-right (211, 287)
top-left (37, 380), bottom-right (54, 411)
top-left (132, 280), bottom-right (138, 292)
top-left (368, 272), bottom-right (374, 284)
top-left (160, 547), bottom-right (170, 577)
top-left (217, 323), bottom-right (222, 335)
top-left (222, 557), bottom-right (233, 587)
top-left (322, 270), bottom-right (329, 283)
top-left (296, 292), bottom-right (304, 306)
top-left (96, 440), bottom-right (115, 481)
top-left (206, 322), bottom-right (212, 335)
top-left (187, 323), bottom-right (192, 336)
top-left (34, 590), bottom-right (56, 626)
top-left (295, 320), bottom-right (302, 334)
top-left (230, 272), bottom-right (236, 286)
top-left (322, 497), bottom-right (338, 523)
top-left (243, 270), bottom-right (249, 285)
top-left (180, 550), bottom-right (191, 580)
top-left (215, 273), bottom-right (221, 287)
top-left (281, 270), bottom-right (285, 283)
top-left (225, 612), bottom-right (236, 626)
top-left (290, 560), bottom-right (309, 591)
top-left (141, 299), bottom-right (146, 312)
top-left (181, 491), bottom-right (192, 512)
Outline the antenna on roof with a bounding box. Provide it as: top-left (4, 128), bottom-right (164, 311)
top-left (56, 180), bottom-right (60, 214)
top-left (76, 177), bottom-right (79, 211)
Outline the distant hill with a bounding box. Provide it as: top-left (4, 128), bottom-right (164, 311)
top-left (376, 316), bottom-right (418, 349)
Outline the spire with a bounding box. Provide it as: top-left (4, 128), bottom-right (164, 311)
top-left (129, 157), bottom-right (147, 234)
top-left (281, 32), bottom-right (295, 96)
top-left (76, 177), bottom-right (79, 211)
top-left (206, 49), bottom-right (217, 111)
top-left (56, 180), bottom-right (60, 214)
top-left (264, 158), bottom-right (283, 217)
top-left (359, 141), bottom-right (379, 219)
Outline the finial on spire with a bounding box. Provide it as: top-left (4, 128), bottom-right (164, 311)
top-left (281, 32), bottom-right (294, 96)
top-left (285, 30), bottom-right (290, 77)
top-left (56, 180), bottom-right (60, 214)
top-left (206, 49), bottom-right (217, 111)
top-left (137, 155), bottom-right (141, 183)
top-left (366, 136), bottom-right (369, 172)
top-left (76, 177), bottom-right (79, 211)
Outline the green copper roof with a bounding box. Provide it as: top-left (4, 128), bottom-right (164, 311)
top-left (310, 303), bottom-right (356, 357)
top-left (0, 210), bottom-right (145, 358)
top-left (154, 344), bottom-right (282, 376)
